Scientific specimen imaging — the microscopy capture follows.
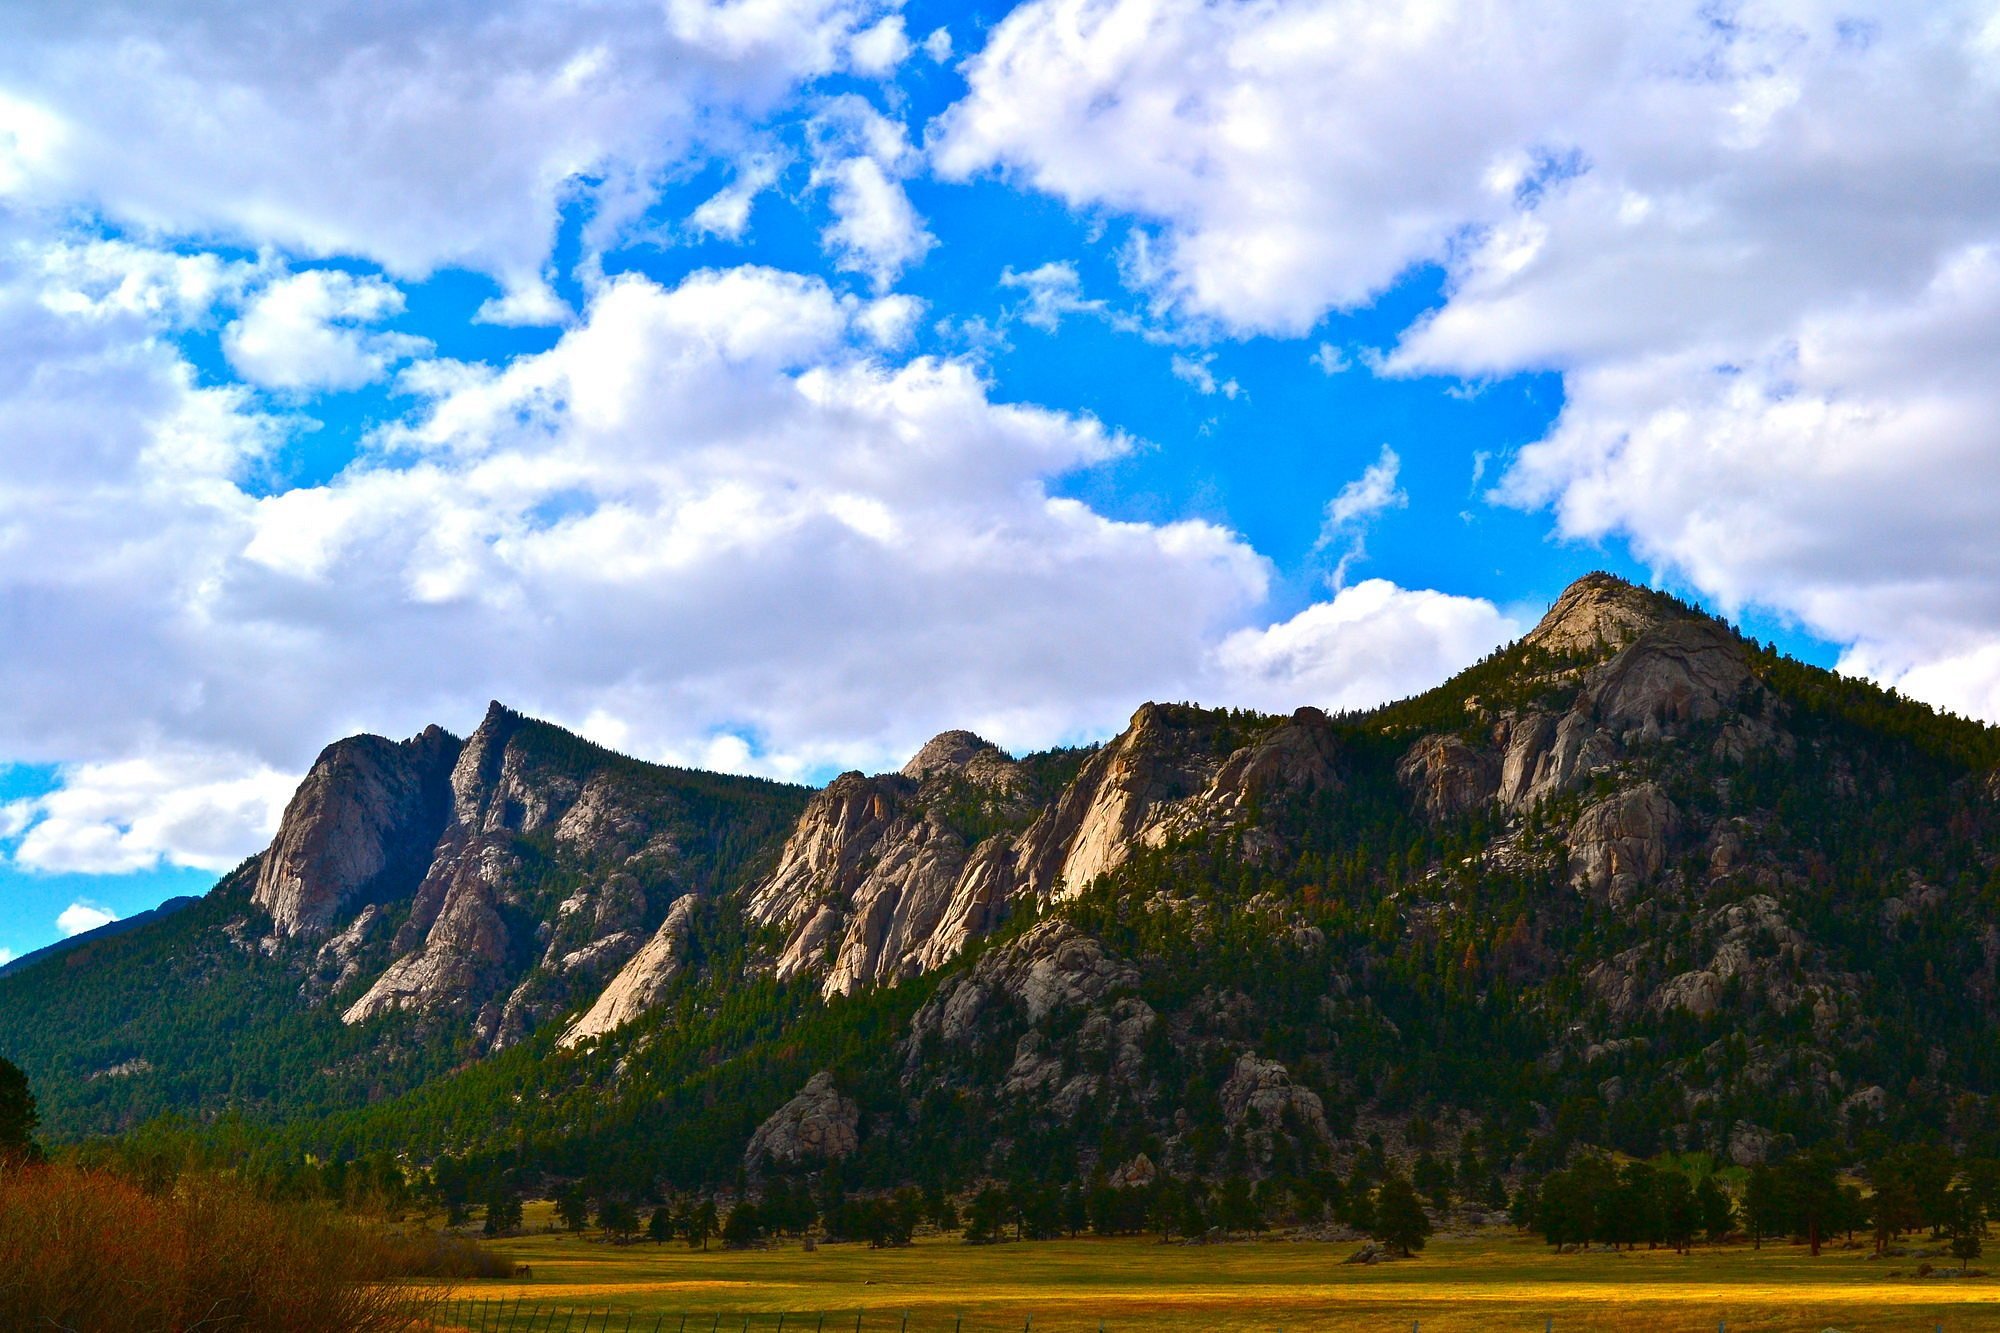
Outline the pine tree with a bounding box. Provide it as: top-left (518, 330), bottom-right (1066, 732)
top-left (1372, 1169), bottom-right (1432, 1257)
top-left (0, 1058), bottom-right (38, 1160)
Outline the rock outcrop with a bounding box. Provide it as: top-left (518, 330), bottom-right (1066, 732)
top-left (339, 702), bottom-right (768, 1041)
top-left (1398, 735), bottom-right (1496, 819)
top-left (1521, 572), bottom-right (1681, 657)
top-left (742, 734), bottom-right (1025, 999)
top-left (1567, 783), bottom-right (1679, 904)
top-left (1219, 1053), bottom-right (1333, 1163)
top-left (1015, 705), bottom-right (1340, 901)
top-left (253, 726), bottom-right (460, 938)
top-left (744, 1071), bottom-right (860, 1169)
top-left (909, 919), bottom-right (1141, 1047)
top-left (1402, 583), bottom-right (1766, 824)
top-left (560, 893), bottom-right (703, 1046)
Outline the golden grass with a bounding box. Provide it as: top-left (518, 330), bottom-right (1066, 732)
top-left (428, 1220), bottom-right (2000, 1332)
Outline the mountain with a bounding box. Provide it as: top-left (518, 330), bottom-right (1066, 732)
top-left (0, 897), bottom-right (198, 979)
top-left (4, 572), bottom-right (2000, 1196)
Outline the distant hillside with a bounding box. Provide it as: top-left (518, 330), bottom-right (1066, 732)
top-left (6, 572), bottom-right (2000, 1203)
top-left (0, 896), bottom-right (197, 979)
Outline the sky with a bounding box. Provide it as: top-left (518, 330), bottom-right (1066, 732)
top-left (2, 0), bottom-right (1999, 961)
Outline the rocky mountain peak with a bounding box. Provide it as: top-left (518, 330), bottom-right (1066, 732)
top-left (252, 725), bottom-right (461, 939)
top-left (900, 730), bottom-right (1009, 783)
top-left (1523, 572), bottom-right (1693, 658)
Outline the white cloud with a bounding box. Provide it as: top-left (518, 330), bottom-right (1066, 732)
top-left (0, 802), bottom-right (30, 840)
top-left (941, 0), bottom-right (2000, 719)
top-left (1169, 352), bottom-right (1238, 399)
top-left (0, 0), bottom-right (891, 308)
top-left (937, 0), bottom-right (1638, 332)
top-left (30, 237), bottom-right (265, 325)
top-left (0, 948), bottom-right (13, 966)
top-left (56, 902), bottom-right (117, 937)
top-left (1310, 343), bottom-right (1350, 375)
top-left (848, 15), bottom-right (911, 76)
top-left (1495, 244), bottom-right (2000, 719)
top-left (224, 270), bottom-right (430, 392)
top-left (810, 97), bottom-right (935, 287)
top-left (1211, 579), bottom-right (1519, 714)
top-left (13, 255), bottom-right (1430, 867)
top-left (1324, 446), bottom-right (1405, 532)
top-left (10, 751), bottom-right (295, 875)
top-left (854, 293), bottom-right (925, 348)
top-left (689, 153), bottom-right (787, 241)
top-left (1001, 261), bottom-right (1104, 332)
top-left (922, 27), bottom-right (954, 63)
top-left (1316, 444), bottom-right (1406, 587)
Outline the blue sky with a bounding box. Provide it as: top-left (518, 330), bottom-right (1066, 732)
top-left (2, 0), bottom-right (1996, 960)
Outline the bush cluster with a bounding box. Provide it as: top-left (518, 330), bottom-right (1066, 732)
top-left (0, 1162), bottom-right (448, 1332)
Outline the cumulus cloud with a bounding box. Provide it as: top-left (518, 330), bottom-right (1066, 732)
top-left (56, 901), bottom-right (117, 937)
top-left (937, 0), bottom-right (1639, 332)
top-left (224, 270), bottom-right (430, 392)
top-left (940, 0), bottom-right (2000, 718)
top-left (0, 230), bottom-right (1528, 872)
top-left (1210, 579), bottom-right (1519, 714)
top-left (0, 0), bottom-right (891, 309)
top-left (9, 752), bottom-right (295, 875)
top-left (848, 15), bottom-right (912, 76)
top-left (1497, 244), bottom-right (2000, 718)
top-left (810, 97), bottom-right (935, 287)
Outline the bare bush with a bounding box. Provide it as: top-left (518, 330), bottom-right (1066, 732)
top-left (0, 1162), bottom-right (447, 1332)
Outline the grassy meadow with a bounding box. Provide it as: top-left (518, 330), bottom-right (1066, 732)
top-left (434, 1219), bottom-right (2000, 1332)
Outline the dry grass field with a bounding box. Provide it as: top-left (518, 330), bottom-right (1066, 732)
top-left (432, 1218), bottom-right (2000, 1333)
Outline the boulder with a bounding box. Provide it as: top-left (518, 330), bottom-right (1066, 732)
top-left (1107, 1153), bottom-right (1158, 1190)
top-left (745, 1072), bottom-right (860, 1169)
top-left (1218, 1053), bottom-right (1333, 1162)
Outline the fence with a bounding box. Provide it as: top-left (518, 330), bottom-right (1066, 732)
top-left (437, 1309), bottom-right (1086, 1333)
top-left (433, 1307), bottom-right (1943, 1333)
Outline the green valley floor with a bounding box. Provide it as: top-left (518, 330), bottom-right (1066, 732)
top-left (430, 1227), bottom-right (2000, 1332)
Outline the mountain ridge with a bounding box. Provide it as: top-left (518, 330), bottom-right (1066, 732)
top-left (6, 571), bottom-right (2000, 1203)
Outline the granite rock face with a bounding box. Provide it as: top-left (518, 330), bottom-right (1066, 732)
top-left (336, 702), bottom-right (769, 1044)
top-left (1521, 571), bottom-right (1677, 657)
top-left (740, 709), bottom-right (1341, 1003)
top-left (560, 893), bottom-right (704, 1047)
top-left (1567, 783), bottom-right (1679, 905)
top-left (744, 1071), bottom-right (860, 1169)
top-left (1015, 704), bottom-right (1341, 902)
top-left (742, 736), bottom-right (1022, 999)
top-left (1219, 1053), bottom-right (1334, 1163)
top-left (1401, 578), bottom-right (1768, 827)
top-left (908, 919), bottom-right (1140, 1048)
top-left (253, 726), bottom-right (460, 938)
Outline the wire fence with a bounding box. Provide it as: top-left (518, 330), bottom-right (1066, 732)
top-left (432, 1305), bottom-right (1957, 1333)
top-left (436, 1310), bottom-right (1105, 1333)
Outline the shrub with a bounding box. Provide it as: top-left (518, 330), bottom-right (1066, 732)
top-left (375, 1229), bottom-right (518, 1281)
top-left (0, 1162), bottom-right (445, 1332)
